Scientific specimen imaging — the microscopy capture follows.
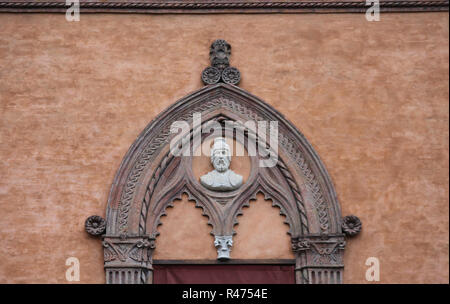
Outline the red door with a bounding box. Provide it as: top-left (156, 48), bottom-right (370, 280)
top-left (153, 264), bottom-right (295, 284)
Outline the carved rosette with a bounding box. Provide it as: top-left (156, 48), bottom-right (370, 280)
top-left (342, 215), bottom-right (362, 237)
top-left (222, 67), bottom-right (241, 85)
top-left (85, 215), bottom-right (106, 236)
top-left (201, 67), bottom-right (221, 84)
top-left (202, 39), bottom-right (241, 85)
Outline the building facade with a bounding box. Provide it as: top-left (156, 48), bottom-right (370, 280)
top-left (0, 0), bottom-right (448, 283)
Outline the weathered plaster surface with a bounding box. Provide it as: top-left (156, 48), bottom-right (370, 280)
top-left (0, 13), bottom-right (448, 283)
top-left (153, 194), bottom-right (217, 260)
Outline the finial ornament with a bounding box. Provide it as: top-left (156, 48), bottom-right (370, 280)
top-left (202, 39), bottom-right (241, 85)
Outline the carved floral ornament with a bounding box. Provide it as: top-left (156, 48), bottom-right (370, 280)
top-left (202, 39), bottom-right (241, 85)
top-left (342, 215), bottom-right (362, 236)
top-left (85, 40), bottom-right (361, 284)
top-left (85, 215), bottom-right (106, 236)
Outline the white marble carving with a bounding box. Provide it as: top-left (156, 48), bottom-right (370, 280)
top-left (200, 137), bottom-right (243, 191)
top-left (214, 235), bottom-right (233, 260)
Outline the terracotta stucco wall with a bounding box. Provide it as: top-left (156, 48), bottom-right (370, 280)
top-left (0, 12), bottom-right (448, 283)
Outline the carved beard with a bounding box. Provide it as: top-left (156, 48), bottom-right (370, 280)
top-left (213, 156), bottom-right (230, 173)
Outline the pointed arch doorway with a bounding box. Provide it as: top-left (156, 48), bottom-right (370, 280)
top-left (97, 82), bottom-right (350, 284)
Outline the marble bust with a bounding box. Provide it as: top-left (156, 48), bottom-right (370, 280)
top-left (200, 137), bottom-right (243, 191)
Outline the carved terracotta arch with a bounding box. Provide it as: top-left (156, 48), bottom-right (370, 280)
top-left (141, 116), bottom-right (309, 238)
top-left (107, 84), bottom-right (341, 234)
top-left (90, 82), bottom-right (360, 284)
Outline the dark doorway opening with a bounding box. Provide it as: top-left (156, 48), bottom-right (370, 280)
top-left (153, 260), bottom-right (295, 284)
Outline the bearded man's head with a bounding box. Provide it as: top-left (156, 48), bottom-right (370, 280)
top-left (211, 138), bottom-right (231, 173)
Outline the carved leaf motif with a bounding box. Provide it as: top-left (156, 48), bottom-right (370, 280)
top-left (128, 247), bottom-right (143, 262)
top-left (103, 242), bottom-right (118, 262)
top-left (310, 243), bottom-right (341, 265)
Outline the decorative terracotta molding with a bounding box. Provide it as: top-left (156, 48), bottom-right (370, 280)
top-left (0, 1), bottom-right (448, 13)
